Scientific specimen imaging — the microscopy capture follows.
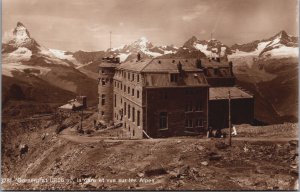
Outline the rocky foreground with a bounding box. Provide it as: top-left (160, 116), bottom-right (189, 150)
top-left (1, 111), bottom-right (298, 190)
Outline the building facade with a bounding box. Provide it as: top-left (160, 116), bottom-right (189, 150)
top-left (98, 56), bottom-right (254, 139)
top-left (113, 58), bottom-right (209, 139)
top-left (97, 57), bottom-right (120, 125)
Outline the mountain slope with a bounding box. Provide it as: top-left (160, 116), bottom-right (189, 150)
top-left (107, 37), bottom-right (178, 62)
top-left (2, 22), bottom-right (98, 115)
top-left (229, 31), bottom-right (298, 123)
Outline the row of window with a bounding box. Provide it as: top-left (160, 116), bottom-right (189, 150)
top-left (185, 101), bottom-right (203, 112)
top-left (185, 119), bottom-right (204, 128)
top-left (158, 112), bottom-right (204, 130)
top-left (114, 82), bottom-right (140, 99)
top-left (123, 102), bottom-right (141, 126)
top-left (99, 78), bottom-right (113, 86)
top-left (115, 70), bottom-right (141, 82)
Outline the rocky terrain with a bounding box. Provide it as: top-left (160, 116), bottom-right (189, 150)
top-left (1, 109), bottom-right (298, 190)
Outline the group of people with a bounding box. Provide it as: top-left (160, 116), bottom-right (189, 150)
top-left (207, 126), bottom-right (237, 138)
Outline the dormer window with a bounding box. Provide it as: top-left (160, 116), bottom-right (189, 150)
top-left (170, 73), bottom-right (178, 82)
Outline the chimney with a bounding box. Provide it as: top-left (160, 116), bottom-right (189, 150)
top-left (137, 53), bottom-right (141, 61)
top-left (229, 61), bottom-right (233, 75)
top-left (177, 61), bottom-right (182, 71)
top-left (177, 61), bottom-right (184, 77)
top-left (196, 59), bottom-right (202, 69)
top-left (216, 57), bottom-right (220, 63)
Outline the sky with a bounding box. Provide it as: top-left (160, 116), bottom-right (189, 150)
top-left (2, 0), bottom-right (299, 51)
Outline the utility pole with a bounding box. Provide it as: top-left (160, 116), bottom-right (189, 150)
top-left (80, 107), bottom-right (83, 131)
top-left (210, 32), bottom-right (213, 59)
top-left (228, 90), bottom-right (232, 146)
top-left (110, 31), bottom-right (112, 51)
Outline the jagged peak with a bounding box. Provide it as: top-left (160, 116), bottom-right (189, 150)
top-left (16, 22), bottom-right (26, 27)
top-left (13, 22), bottom-right (31, 38)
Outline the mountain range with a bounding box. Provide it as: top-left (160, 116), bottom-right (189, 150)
top-left (2, 22), bottom-right (299, 123)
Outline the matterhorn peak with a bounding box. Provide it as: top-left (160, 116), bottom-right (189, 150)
top-left (13, 22), bottom-right (31, 39)
top-left (16, 21), bottom-right (26, 27)
top-left (8, 22), bottom-right (39, 50)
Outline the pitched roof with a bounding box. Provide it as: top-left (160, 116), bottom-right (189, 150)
top-left (117, 58), bottom-right (203, 73)
top-left (200, 58), bottom-right (230, 68)
top-left (117, 58), bottom-right (231, 72)
top-left (209, 87), bottom-right (253, 100)
top-left (144, 72), bottom-right (208, 88)
top-left (117, 58), bottom-right (152, 72)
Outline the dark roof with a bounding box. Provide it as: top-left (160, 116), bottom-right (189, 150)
top-left (201, 58), bottom-right (230, 68)
top-left (117, 58), bottom-right (203, 73)
top-left (117, 59), bottom-right (152, 71)
top-left (144, 73), bottom-right (208, 88)
top-left (117, 58), bottom-right (231, 72)
top-left (143, 59), bottom-right (201, 73)
top-left (209, 87), bottom-right (253, 100)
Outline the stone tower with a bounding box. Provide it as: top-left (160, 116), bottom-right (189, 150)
top-left (98, 57), bottom-right (120, 125)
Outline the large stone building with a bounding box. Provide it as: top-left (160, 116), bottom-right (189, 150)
top-left (98, 55), bottom-right (254, 139)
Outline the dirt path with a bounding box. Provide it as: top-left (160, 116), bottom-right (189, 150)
top-left (59, 127), bottom-right (298, 144)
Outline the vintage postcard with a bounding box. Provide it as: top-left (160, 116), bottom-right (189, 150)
top-left (1, 0), bottom-right (298, 190)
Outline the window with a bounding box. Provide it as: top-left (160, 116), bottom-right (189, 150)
top-left (133, 129), bottom-right (135, 136)
top-left (128, 72), bottom-right (130, 80)
top-left (195, 101), bottom-right (203, 111)
top-left (120, 83), bottom-right (122, 90)
top-left (214, 68), bottom-right (219, 75)
top-left (132, 88), bottom-right (134, 96)
top-left (114, 81), bottom-right (116, 87)
top-left (121, 98), bottom-right (123, 104)
top-left (114, 94), bottom-right (116, 107)
top-left (128, 104), bottom-right (131, 119)
top-left (132, 107), bottom-right (135, 122)
top-left (159, 112), bottom-right (168, 130)
top-left (117, 82), bottom-right (119, 89)
top-left (132, 73), bottom-right (134, 81)
top-left (137, 90), bottom-right (140, 98)
top-left (170, 74), bottom-right (178, 82)
top-left (128, 87), bottom-right (130, 94)
top-left (101, 111), bottom-right (104, 115)
top-left (101, 79), bottom-right (106, 86)
top-left (185, 119), bottom-right (193, 128)
top-left (124, 85), bottom-right (126, 93)
top-left (101, 94), bottom-right (106, 105)
top-left (101, 70), bottom-right (105, 74)
top-left (137, 74), bottom-right (140, 82)
top-left (137, 110), bottom-right (141, 126)
top-left (124, 102), bottom-right (126, 116)
top-left (195, 119), bottom-right (204, 128)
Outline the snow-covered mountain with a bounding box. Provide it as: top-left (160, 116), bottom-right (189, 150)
top-left (107, 37), bottom-right (178, 62)
top-left (229, 30), bottom-right (298, 60)
top-left (177, 36), bottom-right (231, 59)
top-left (2, 22), bottom-right (98, 105)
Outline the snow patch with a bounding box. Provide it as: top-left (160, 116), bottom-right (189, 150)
top-left (8, 47), bottom-right (32, 61)
top-left (263, 45), bottom-right (298, 58)
top-left (118, 53), bottom-right (130, 62)
top-left (2, 63), bottom-right (51, 77)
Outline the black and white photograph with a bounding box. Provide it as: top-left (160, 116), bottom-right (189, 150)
top-left (1, 0), bottom-right (299, 190)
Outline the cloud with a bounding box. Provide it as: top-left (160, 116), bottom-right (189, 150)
top-left (182, 4), bottom-right (209, 21)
